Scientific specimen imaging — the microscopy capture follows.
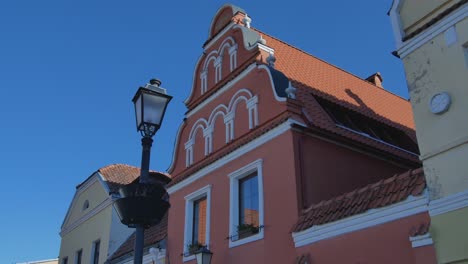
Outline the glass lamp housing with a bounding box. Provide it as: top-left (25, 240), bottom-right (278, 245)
top-left (195, 248), bottom-right (213, 264)
top-left (132, 81), bottom-right (172, 136)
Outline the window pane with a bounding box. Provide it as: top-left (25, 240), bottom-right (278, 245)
top-left (192, 197), bottom-right (207, 245)
top-left (239, 173), bottom-right (259, 227)
top-left (93, 241), bottom-right (100, 264)
top-left (76, 250), bottom-right (82, 264)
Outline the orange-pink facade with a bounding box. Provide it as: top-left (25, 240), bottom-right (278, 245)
top-left (165, 4), bottom-right (437, 264)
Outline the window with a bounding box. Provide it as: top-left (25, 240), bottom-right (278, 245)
top-left (192, 197), bottom-right (207, 245)
top-left (75, 249), bottom-right (82, 264)
top-left (183, 185), bottom-right (211, 261)
top-left (92, 240), bottom-right (100, 264)
top-left (62, 257), bottom-right (68, 264)
top-left (82, 200), bottom-right (89, 211)
top-left (316, 96), bottom-right (419, 154)
top-left (464, 42), bottom-right (468, 68)
top-left (228, 159), bottom-right (264, 248)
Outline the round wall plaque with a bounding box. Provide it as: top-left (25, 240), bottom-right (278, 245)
top-left (429, 92), bottom-right (451, 114)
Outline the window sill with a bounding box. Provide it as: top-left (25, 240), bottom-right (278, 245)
top-left (228, 231), bottom-right (264, 248)
top-left (182, 254), bottom-right (195, 262)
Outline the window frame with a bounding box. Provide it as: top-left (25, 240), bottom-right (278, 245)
top-left (183, 185), bottom-right (212, 262)
top-left (228, 159), bottom-right (264, 248)
top-left (90, 239), bottom-right (100, 264)
top-left (75, 249), bottom-right (83, 264)
top-left (62, 257), bottom-right (68, 264)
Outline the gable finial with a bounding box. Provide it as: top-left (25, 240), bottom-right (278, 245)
top-left (258, 35), bottom-right (267, 45)
top-left (286, 81), bottom-right (297, 99)
top-left (243, 14), bottom-right (252, 28)
top-left (267, 52), bottom-right (276, 68)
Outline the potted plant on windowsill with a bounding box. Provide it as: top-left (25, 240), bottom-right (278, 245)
top-left (237, 223), bottom-right (259, 239)
top-left (187, 242), bottom-right (205, 255)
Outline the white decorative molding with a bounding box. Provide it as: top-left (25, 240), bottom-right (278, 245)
top-left (397, 4), bottom-right (468, 58)
top-left (228, 159), bottom-right (264, 248)
top-left (444, 26), bottom-right (458, 46)
top-left (183, 185), bottom-right (212, 262)
top-left (409, 233), bottom-right (433, 248)
top-left (420, 135), bottom-right (468, 161)
top-left (61, 173), bottom-right (100, 229)
top-left (185, 88), bottom-right (259, 164)
top-left (168, 122), bottom-right (186, 173)
top-left (389, 0), bottom-right (405, 49)
top-left (60, 197), bottom-right (113, 236)
top-left (292, 193), bottom-right (429, 248)
top-left (186, 63), bottom-right (257, 118)
top-left (429, 189), bottom-right (468, 216)
top-left (200, 70), bottom-right (208, 94)
top-left (168, 118), bottom-right (305, 194)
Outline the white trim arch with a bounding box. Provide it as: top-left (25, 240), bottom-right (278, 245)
top-left (184, 88), bottom-right (258, 167)
top-left (200, 36), bottom-right (238, 94)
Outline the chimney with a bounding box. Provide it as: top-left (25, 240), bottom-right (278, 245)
top-left (365, 72), bottom-right (384, 88)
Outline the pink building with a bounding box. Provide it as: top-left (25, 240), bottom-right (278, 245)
top-left (110, 4), bottom-right (438, 264)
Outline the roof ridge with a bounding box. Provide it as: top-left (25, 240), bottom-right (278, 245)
top-left (253, 28), bottom-right (410, 102)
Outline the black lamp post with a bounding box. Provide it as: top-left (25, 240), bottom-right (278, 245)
top-left (114, 79), bottom-right (172, 264)
top-left (195, 247), bottom-right (213, 264)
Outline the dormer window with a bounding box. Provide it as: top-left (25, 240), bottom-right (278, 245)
top-left (316, 97), bottom-right (419, 154)
top-left (82, 200), bottom-right (89, 211)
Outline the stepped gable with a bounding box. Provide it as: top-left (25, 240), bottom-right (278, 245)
top-left (97, 164), bottom-right (171, 193)
top-left (108, 212), bottom-right (168, 261)
top-left (292, 168), bottom-right (426, 233)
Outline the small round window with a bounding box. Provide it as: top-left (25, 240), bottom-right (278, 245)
top-left (83, 200), bottom-right (90, 211)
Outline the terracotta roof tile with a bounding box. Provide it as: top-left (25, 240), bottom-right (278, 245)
top-left (292, 168), bottom-right (426, 233)
top-left (255, 29), bottom-right (420, 162)
top-left (109, 212), bottom-right (168, 261)
top-left (97, 164), bottom-right (171, 193)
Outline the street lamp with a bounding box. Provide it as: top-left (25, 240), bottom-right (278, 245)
top-left (195, 247), bottom-right (213, 264)
top-left (114, 79), bottom-right (172, 264)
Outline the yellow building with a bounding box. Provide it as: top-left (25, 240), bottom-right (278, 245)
top-left (389, 1), bottom-right (468, 263)
top-left (58, 164), bottom-right (170, 264)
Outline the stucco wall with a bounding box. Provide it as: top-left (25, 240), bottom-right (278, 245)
top-left (59, 206), bottom-right (112, 264)
top-left (168, 131), bottom-right (300, 264)
top-left (67, 178), bottom-right (108, 224)
top-left (295, 212), bottom-right (436, 264)
top-left (402, 18), bottom-right (468, 198)
top-left (400, 0), bottom-right (455, 35)
top-left (431, 207), bottom-right (468, 264)
top-left (298, 134), bottom-right (411, 206)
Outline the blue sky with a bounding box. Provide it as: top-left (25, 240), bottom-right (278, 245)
top-left (0, 0), bottom-right (407, 263)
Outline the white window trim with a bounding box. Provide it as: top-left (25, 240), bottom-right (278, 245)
top-left (183, 185), bottom-right (212, 262)
top-left (409, 233), bottom-right (433, 248)
top-left (74, 249), bottom-right (83, 264)
top-left (90, 239), bottom-right (100, 264)
top-left (228, 159), bottom-right (264, 248)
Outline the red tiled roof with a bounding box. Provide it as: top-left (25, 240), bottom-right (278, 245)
top-left (259, 30), bottom-right (415, 130)
top-left (292, 168), bottom-right (426, 233)
top-left (257, 30), bottom-right (419, 161)
top-left (109, 212), bottom-right (168, 261)
top-left (97, 164), bottom-right (171, 193)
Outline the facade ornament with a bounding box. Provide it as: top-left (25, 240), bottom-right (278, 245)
top-left (258, 35), bottom-right (266, 45)
top-left (285, 81), bottom-right (296, 99)
top-left (267, 52), bottom-right (276, 68)
top-left (243, 14), bottom-right (252, 28)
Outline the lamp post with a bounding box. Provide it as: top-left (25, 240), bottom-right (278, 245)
top-left (195, 247), bottom-right (213, 264)
top-left (114, 78), bottom-right (172, 264)
top-left (132, 79), bottom-right (172, 264)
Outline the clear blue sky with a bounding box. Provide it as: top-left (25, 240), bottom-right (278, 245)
top-left (0, 0), bottom-right (407, 263)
